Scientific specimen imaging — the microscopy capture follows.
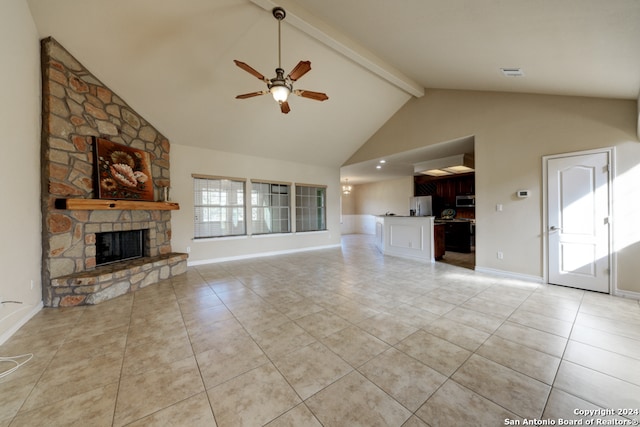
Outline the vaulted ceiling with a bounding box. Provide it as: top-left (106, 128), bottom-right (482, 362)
top-left (26, 0), bottom-right (640, 182)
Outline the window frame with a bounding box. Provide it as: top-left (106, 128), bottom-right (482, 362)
top-left (295, 183), bottom-right (327, 233)
top-left (250, 179), bottom-right (292, 235)
top-left (192, 174), bottom-right (247, 239)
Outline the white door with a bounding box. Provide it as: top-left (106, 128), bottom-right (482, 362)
top-left (547, 151), bottom-right (610, 293)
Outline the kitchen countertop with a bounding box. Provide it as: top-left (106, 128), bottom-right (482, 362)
top-left (377, 215), bottom-right (475, 224)
top-left (378, 214), bottom-right (435, 218)
top-left (434, 218), bottom-right (475, 223)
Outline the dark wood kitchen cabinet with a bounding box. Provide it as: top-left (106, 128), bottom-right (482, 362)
top-left (414, 173), bottom-right (475, 214)
top-left (442, 221), bottom-right (472, 253)
top-left (456, 177), bottom-right (475, 195)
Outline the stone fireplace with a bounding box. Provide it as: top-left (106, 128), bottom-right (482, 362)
top-left (41, 37), bottom-right (187, 307)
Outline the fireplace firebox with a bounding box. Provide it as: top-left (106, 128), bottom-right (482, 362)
top-left (96, 230), bottom-right (145, 266)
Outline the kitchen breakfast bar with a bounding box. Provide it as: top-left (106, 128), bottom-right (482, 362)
top-left (375, 215), bottom-right (437, 263)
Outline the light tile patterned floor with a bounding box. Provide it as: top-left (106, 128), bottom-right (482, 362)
top-left (1, 234), bottom-right (639, 426)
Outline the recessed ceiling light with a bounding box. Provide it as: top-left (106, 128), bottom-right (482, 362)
top-left (379, 160), bottom-right (386, 164)
top-left (376, 165), bottom-right (382, 169)
top-left (500, 68), bottom-right (524, 77)
top-left (443, 165), bottom-right (474, 173)
top-left (421, 169), bottom-right (453, 177)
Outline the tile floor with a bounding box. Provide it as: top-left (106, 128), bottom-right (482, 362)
top-left (1, 234), bottom-right (640, 426)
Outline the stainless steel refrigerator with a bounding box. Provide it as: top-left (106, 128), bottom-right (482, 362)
top-left (409, 196), bottom-right (433, 216)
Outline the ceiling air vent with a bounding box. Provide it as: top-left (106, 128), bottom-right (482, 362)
top-left (501, 68), bottom-right (524, 77)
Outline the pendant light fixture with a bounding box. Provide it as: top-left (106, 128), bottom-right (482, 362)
top-left (342, 179), bottom-right (352, 195)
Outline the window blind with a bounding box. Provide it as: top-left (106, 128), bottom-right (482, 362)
top-left (295, 185), bottom-right (326, 232)
top-left (251, 182), bottom-right (291, 234)
top-left (194, 177), bottom-right (245, 238)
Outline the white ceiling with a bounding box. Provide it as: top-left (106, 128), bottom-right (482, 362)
top-left (26, 0), bottom-right (640, 183)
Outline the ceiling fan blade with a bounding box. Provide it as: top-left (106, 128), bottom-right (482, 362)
top-left (280, 101), bottom-right (291, 114)
top-left (235, 91), bottom-right (267, 99)
top-left (293, 89), bottom-right (329, 101)
top-left (288, 61), bottom-right (311, 81)
top-left (234, 60), bottom-right (268, 82)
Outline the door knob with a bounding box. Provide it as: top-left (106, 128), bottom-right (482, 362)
top-left (549, 225), bottom-right (562, 231)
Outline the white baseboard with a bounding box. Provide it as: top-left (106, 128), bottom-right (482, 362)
top-left (187, 243), bottom-right (341, 266)
top-left (474, 266), bottom-right (544, 283)
top-left (472, 270), bottom-right (639, 299)
top-left (613, 288), bottom-right (640, 301)
top-left (0, 301), bottom-right (43, 345)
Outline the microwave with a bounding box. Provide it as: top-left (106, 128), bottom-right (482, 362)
top-left (456, 195), bottom-right (475, 207)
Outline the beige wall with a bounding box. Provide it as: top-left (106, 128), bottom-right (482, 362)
top-left (347, 89), bottom-right (640, 294)
top-left (340, 178), bottom-right (413, 236)
top-left (340, 187), bottom-right (357, 215)
top-left (0, 0), bottom-right (42, 341)
top-left (350, 177), bottom-right (413, 216)
top-left (171, 144), bottom-right (342, 264)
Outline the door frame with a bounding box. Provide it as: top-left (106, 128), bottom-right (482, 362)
top-left (542, 147), bottom-right (616, 294)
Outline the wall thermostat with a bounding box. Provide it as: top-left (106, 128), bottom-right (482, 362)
top-left (516, 190), bottom-right (530, 198)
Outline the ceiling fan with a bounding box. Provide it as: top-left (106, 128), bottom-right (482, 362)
top-left (234, 7), bottom-right (328, 114)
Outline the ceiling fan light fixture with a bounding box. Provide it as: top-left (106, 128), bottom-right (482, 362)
top-left (233, 7), bottom-right (328, 113)
top-left (269, 68), bottom-right (292, 103)
top-left (270, 84), bottom-right (290, 103)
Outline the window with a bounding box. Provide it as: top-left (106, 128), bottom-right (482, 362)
top-left (193, 175), bottom-right (245, 238)
top-left (296, 184), bottom-right (326, 232)
top-left (251, 181), bottom-right (291, 234)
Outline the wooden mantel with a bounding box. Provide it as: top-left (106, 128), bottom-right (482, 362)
top-left (55, 198), bottom-right (179, 211)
